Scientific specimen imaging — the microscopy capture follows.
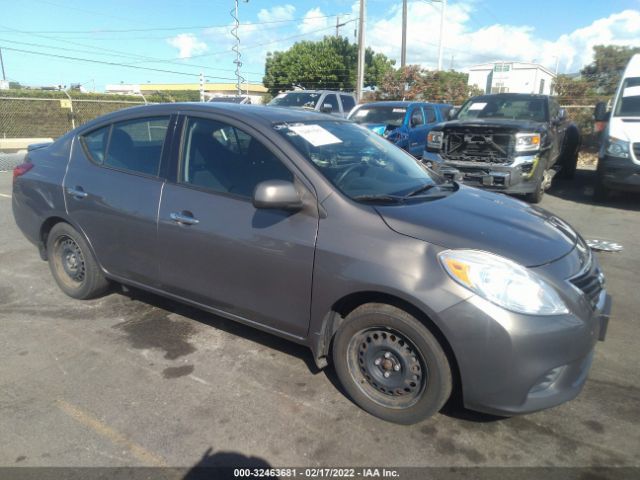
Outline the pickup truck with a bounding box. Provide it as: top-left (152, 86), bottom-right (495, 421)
top-left (423, 93), bottom-right (581, 203)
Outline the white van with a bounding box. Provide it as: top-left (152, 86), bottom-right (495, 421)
top-left (594, 54), bottom-right (640, 199)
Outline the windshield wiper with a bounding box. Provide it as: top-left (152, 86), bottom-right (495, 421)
top-left (404, 183), bottom-right (437, 198)
top-left (352, 194), bottom-right (405, 204)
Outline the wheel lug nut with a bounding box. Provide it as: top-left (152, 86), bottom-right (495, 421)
top-left (394, 365), bottom-right (400, 371)
top-left (383, 372), bottom-right (390, 378)
top-left (384, 352), bottom-right (391, 359)
top-left (374, 358), bottom-right (381, 365)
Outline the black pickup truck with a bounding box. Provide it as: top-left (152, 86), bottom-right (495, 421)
top-left (423, 93), bottom-right (580, 203)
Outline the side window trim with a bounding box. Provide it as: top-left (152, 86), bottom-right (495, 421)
top-left (79, 123), bottom-right (112, 166)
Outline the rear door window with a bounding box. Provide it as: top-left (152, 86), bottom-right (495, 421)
top-left (340, 95), bottom-right (356, 114)
top-left (104, 117), bottom-right (170, 176)
top-left (424, 106), bottom-right (437, 124)
top-left (80, 125), bottom-right (110, 164)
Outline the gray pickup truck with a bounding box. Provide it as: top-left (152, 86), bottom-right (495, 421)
top-left (423, 93), bottom-right (581, 203)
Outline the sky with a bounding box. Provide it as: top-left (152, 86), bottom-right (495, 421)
top-left (1, 0), bottom-right (639, 90)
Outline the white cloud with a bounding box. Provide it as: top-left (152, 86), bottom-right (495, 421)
top-left (167, 33), bottom-right (208, 59)
top-left (299, 8), bottom-right (329, 35)
top-left (364, 3), bottom-right (640, 73)
top-left (258, 4), bottom-right (295, 23)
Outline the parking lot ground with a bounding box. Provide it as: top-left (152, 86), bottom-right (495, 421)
top-left (0, 169), bottom-right (639, 470)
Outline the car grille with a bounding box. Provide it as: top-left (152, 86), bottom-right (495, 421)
top-left (570, 262), bottom-right (604, 308)
top-left (633, 143), bottom-right (640, 159)
top-left (442, 130), bottom-right (514, 163)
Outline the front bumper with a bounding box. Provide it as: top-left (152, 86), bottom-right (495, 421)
top-left (598, 155), bottom-right (640, 192)
top-left (437, 280), bottom-right (611, 416)
top-left (423, 151), bottom-right (541, 194)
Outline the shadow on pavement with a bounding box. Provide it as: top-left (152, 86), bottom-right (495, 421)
top-left (116, 286), bottom-right (321, 375)
top-left (183, 447), bottom-right (278, 480)
top-left (547, 168), bottom-right (640, 212)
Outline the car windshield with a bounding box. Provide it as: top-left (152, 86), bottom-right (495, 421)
top-left (457, 97), bottom-right (547, 122)
top-left (268, 92), bottom-right (322, 109)
top-left (349, 106), bottom-right (407, 127)
top-left (274, 121), bottom-right (446, 201)
top-left (613, 77), bottom-right (640, 117)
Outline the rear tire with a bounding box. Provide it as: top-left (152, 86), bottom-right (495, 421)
top-left (558, 131), bottom-right (579, 180)
top-left (46, 222), bottom-right (109, 299)
top-left (332, 303), bottom-right (452, 424)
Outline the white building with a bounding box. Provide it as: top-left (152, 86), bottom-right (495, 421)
top-left (467, 62), bottom-right (556, 96)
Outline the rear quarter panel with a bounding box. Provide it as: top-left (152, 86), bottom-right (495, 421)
top-left (12, 135), bottom-right (72, 246)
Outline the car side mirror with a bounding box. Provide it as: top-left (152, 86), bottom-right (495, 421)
top-left (447, 108), bottom-right (457, 120)
top-left (320, 103), bottom-right (333, 113)
top-left (594, 101), bottom-right (610, 122)
top-left (253, 180), bottom-right (303, 211)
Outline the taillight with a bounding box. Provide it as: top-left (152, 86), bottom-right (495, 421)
top-left (13, 162), bottom-right (33, 182)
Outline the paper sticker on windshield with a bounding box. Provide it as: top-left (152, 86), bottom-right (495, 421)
top-left (622, 86), bottom-right (640, 97)
top-left (288, 124), bottom-right (342, 147)
top-left (392, 108), bottom-right (407, 113)
top-left (468, 102), bottom-right (486, 110)
top-left (354, 110), bottom-right (368, 117)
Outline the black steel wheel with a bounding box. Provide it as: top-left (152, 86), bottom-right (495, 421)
top-left (47, 222), bottom-right (109, 299)
top-left (332, 303), bottom-right (452, 424)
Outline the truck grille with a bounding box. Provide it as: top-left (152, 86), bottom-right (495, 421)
top-left (442, 131), bottom-right (514, 163)
top-left (570, 263), bottom-right (604, 308)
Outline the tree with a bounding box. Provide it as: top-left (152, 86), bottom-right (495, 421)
top-left (581, 45), bottom-right (640, 95)
top-left (263, 37), bottom-right (394, 94)
top-left (378, 66), bottom-right (481, 104)
top-left (551, 74), bottom-right (594, 105)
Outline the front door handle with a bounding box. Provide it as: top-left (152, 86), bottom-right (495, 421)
top-left (170, 211), bottom-right (200, 225)
top-left (67, 186), bottom-right (88, 199)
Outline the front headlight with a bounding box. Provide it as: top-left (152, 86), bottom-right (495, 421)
top-left (427, 131), bottom-right (443, 150)
top-left (605, 137), bottom-right (630, 158)
top-left (439, 250), bottom-right (568, 316)
top-left (515, 133), bottom-right (541, 152)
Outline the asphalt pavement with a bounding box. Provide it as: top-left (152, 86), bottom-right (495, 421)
top-left (0, 169), bottom-right (638, 470)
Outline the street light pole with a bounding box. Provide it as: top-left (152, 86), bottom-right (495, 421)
top-left (0, 48), bottom-right (6, 81)
top-left (401, 0), bottom-right (407, 68)
top-left (437, 0), bottom-right (446, 71)
top-left (356, 0), bottom-right (366, 101)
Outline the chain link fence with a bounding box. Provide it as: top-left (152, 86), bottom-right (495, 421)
top-left (0, 97), bottom-right (149, 140)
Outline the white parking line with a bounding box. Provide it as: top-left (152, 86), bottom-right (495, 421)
top-left (0, 193), bottom-right (11, 199)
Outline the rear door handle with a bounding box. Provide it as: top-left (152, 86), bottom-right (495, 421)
top-left (170, 211), bottom-right (199, 225)
top-left (67, 187), bottom-right (88, 199)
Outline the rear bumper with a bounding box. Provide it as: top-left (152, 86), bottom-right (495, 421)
top-left (437, 286), bottom-right (611, 416)
top-left (598, 155), bottom-right (640, 192)
top-left (423, 151), bottom-right (542, 194)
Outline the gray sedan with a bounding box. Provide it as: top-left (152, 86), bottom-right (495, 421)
top-left (12, 103), bottom-right (611, 424)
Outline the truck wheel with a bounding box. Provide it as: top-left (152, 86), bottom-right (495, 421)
top-left (558, 130), bottom-right (579, 180)
top-left (524, 177), bottom-right (544, 203)
top-left (47, 222), bottom-right (110, 299)
top-left (332, 303), bottom-right (452, 424)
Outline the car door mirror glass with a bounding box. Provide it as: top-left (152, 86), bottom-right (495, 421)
top-left (253, 180), bottom-right (303, 211)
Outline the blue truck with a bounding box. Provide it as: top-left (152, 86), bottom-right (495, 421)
top-left (348, 101), bottom-right (452, 158)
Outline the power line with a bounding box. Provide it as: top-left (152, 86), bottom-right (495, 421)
top-left (0, 46), bottom-right (241, 81)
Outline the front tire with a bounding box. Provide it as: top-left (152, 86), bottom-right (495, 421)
top-left (332, 304), bottom-right (452, 424)
top-left (47, 222), bottom-right (109, 299)
top-left (524, 176), bottom-right (544, 203)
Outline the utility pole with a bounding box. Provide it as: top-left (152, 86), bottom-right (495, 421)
top-left (400, 0), bottom-right (407, 68)
top-left (437, 0), bottom-right (447, 71)
top-left (199, 72), bottom-right (205, 102)
top-left (356, 0), bottom-right (366, 101)
top-left (336, 15), bottom-right (340, 37)
top-left (0, 48), bottom-right (6, 81)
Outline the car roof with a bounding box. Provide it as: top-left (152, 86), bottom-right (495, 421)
top-left (470, 93), bottom-right (550, 102)
top-left (76, 102), bottom-right (346, 132)
top-left (357, 101), bottom-right (452, 108)
top-left (278, 90), bottom-right (355, 96)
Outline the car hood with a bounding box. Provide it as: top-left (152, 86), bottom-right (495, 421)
top-left (375, 185), bottom-right (578, 267)
top-left (442, 118), bottom-right (545, 132)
